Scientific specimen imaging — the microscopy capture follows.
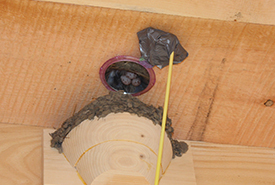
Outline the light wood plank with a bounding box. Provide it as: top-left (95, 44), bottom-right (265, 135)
top-left (1, 123), bottom-right (274, 185)
top-left (38, 0), bottom-right (275, 25)
top-left (191, 141), bottom-right (275, 185)
top-left (43, 129), bottom-right (84, 185)
top-left (44, 128), bottom-right (275, 185)
top-left (43, 129), bottom-right (197, 185)
top-left (91, 170), bottom-right (150, 185)
top-left (159, 144), bottom-right (197, 185)
top-left (0, 123), bottom-right (43, 185)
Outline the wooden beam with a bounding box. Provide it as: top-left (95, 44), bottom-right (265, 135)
top-left (38, 0), bottom-right (275, 25)
top-left (0, 123), bottom-right (274, 185)
top-left (0, 123), bottom-right (43, 185)
top-left (61, 113), bottom-right (173, 185)
top-left (44, 128), bottom-right (197, 185)
top-left (191, 141), bottom-right (275, 185)
top-left (43, 128), bottom-right (275, 185)
top-left (1, 0), bottom-right (275, 149)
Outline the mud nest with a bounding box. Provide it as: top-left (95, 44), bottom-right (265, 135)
top-left (50, 91), bottom-right (188, 158)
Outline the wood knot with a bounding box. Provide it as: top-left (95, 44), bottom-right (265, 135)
top-left (264, 99), bottom-right (274, 107)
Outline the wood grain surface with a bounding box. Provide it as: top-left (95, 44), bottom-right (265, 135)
top-left (1, 0), bottom-right (275, 148)
top-left (38, 0), bottom-right (275, 25)
top-left (44, 128), bottom-right (197, 185)
top-left (61, 113), bottom-right (172, 185)
top-left (191, 141), bottom-right (275, 185)
top-left (0, 123), bottom-right (43, 185)
top-left (1, 123), bottom-right (274, 185)
top-left (43, 129), bottom-right (84, 185)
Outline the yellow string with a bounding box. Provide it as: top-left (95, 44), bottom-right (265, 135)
top-left (76, 171), bottom-right (87, 185)
top-left (154, 51), bottom-right (174, 185)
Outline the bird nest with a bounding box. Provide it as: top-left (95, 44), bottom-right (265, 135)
top-left (50, 91), bottom-right (188, 158)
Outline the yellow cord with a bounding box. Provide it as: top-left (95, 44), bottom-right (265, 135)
top-left (77, 171), bottom-right (87, 185)
top-left (154, 51), bottom-right (174, 185)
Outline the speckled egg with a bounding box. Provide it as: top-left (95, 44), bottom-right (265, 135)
top-left (125, 72), bottom-right (137, 79)
top-left (132, 78), bottom-right (141, 86)
top-left (120, 75), bottom-right (131, 85)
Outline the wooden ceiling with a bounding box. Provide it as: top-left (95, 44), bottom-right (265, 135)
top-left (1, 0), bottom-right (275, 148)
top-left (40, 0), bottom-right (275, 25)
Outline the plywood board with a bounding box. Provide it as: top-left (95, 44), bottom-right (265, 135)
top-left (38, 0), bottom-right (275, 25)
top-left (43, 129), bottom-right (197, 185)
top-left (1, 0), bottom-right (275, 149)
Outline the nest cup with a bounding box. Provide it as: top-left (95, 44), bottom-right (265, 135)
top-left (62, 112), bottom-right (173, 185)
top-left (99, 56), bottom-right (156, 96)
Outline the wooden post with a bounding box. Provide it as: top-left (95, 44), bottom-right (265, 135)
top-left (62, 112), bottom-right (173, 185)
